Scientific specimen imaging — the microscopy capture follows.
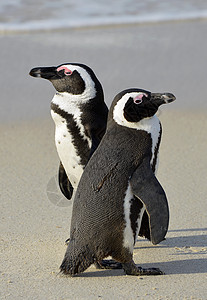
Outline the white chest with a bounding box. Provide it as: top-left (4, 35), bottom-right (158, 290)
top-left (133, 116), bottom-right (161, 170)
top-left (51, 110), bottom-right (83, 188)
top-left (136, 116), bottom-right (161, 174)
top-left (146, 116), bottom-right (161, 174)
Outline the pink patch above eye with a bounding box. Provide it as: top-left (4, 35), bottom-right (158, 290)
top-left (57, 66), bottom-right (72, 76)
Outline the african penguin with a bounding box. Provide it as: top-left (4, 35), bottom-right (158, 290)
top-left (29, 63), bottom-right (108, 200)
top-left (60, 88), bottom-right (176, 276)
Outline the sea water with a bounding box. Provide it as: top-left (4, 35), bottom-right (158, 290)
top-left (0, 0), bottom-right (207, 33)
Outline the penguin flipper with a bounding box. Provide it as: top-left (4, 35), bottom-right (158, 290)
top-left (58, 162), bottom-right (74, 200)
top-left (130, 157), bottom-right (169, 245)
top-left (89, 133), bottom-right (100, 159)
top-left (88, 126), bottom-right (106, 160)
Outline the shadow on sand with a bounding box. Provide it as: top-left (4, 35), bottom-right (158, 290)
top-left (136, 228), bottom-right (207, 249)
top-left (68, 256), bottom-right (206, 278)
top-left (73, 228), bottom-right (207, 278)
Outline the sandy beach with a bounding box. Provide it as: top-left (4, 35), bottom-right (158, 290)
top-left (0, 20), bottom-right (207, 299)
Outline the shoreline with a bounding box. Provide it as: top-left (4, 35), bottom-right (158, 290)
top-left (1, 19), bottom-right (207, 124)
top-left (0, 16), bottom-right (207, 35)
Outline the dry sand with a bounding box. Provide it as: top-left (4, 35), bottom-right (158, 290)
top-left (0, 20), bottom-right (207, 299)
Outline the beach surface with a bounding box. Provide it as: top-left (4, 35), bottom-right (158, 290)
top-left (1, 20), bottom-right (207, 299)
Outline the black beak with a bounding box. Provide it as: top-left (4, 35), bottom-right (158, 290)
top-left (29, 66), bottom-right (58, 80)
top-left (150, 92), bottom-right (176, 106)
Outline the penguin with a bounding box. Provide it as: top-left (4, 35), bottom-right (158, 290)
top-left (29, 63), bottom-right (108, 200)
top-left (60, 88), bottom-right (176, 276)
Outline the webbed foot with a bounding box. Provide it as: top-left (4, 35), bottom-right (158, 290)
top-left (95, 259), bottom-right (122, 269)
top-left (122, 260), bottom-right (164, 276)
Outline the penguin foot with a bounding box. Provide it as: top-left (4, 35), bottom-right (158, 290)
top-left (94, 259), bottom-right (122, 270)
top-left (122, 260), bottom-right (164, 276)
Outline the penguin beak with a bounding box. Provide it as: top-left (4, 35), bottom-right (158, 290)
top-left (150, 92), bottom-right (176, 106)
top-left (29, 67), bottom-right (59, 80)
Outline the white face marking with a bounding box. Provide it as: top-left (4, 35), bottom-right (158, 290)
top-left (51, 65), bottom-right (96, 149)
top-left (113, 92), bottom-right (143, 128)
top-left (113, 93), bottom-right (161, 170)
top-left (53, 64), bottom-right (97, 108)
top-left (123, 183), bottom-right (135, 253)
top-left (51, 111), bottom-right (84, 189)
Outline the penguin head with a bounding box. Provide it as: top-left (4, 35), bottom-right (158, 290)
top-left (29, 63), bottom-right (103, 100)
top-left (112, 88), bottom-right (176, 126)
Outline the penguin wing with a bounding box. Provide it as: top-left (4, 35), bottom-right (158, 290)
top-left (88, 126), bottom-right (106, 159)
top-left (58, 162), bottom-right (74, 200)
top-left (89, 131), bottom-right (101, 158)
top-left (130, 157), bottom-right (169, 245)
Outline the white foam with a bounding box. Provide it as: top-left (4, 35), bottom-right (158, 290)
top-left (0, 0), bottom-right (207, 33)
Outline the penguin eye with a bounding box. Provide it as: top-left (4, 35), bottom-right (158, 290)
top-left (134, 99), bottom-right (142, 104)
top-left (133, 93), bottom-right (148, 104)
top-left (57, 66), bottom-right (73, 76)
top-left (133, 95), bottom-right (143, 105)
top-left (65, 70), bottom-right (73, 76)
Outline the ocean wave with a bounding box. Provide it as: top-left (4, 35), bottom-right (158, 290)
top-left (0, 0), bottom-right (207, 33)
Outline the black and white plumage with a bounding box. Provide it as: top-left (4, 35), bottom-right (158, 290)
top-left (29, 63), bottom-right (108, 200)
top-left (60, 88), bottom-right (176, 276)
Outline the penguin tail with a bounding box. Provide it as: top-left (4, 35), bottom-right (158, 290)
top-left (60, 240), bottom-right (94, 276)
